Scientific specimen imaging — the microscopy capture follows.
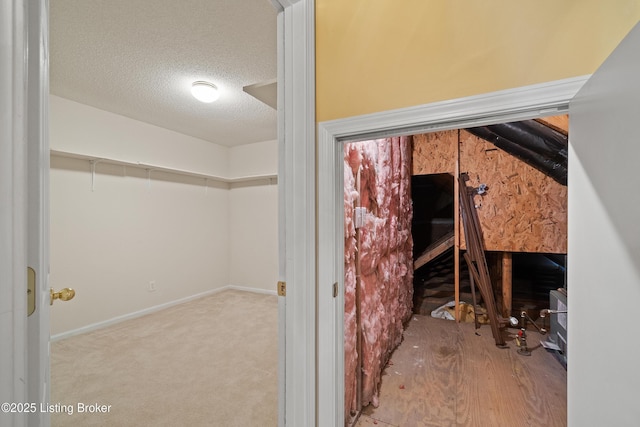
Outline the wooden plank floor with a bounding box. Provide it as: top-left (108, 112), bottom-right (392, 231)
top-left (355, 315), bottom-right (566, 427)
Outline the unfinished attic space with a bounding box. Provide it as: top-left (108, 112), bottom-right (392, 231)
top-left (344, 115), bottom-right (569, 426)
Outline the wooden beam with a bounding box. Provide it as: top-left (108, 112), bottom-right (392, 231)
top-left (413, 232), bottom-right (455, 270)
top-left (535, 114), bottom-right (569, 136)
top-left (454, 131), bottom-right (461, 322)
top-left (501, 252), bottom-right (513, 318)
top-left (355, 166), bottom-right (362, 413)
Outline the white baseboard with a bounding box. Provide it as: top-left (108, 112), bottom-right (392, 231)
top-left (226, 284), bottom-right (278, 296)
top-left (51, 285), bottom-right (275, 342)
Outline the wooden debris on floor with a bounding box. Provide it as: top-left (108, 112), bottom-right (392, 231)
top-left (413, 249), bottom-right (472, 316)
top-left (413, 231), bottom-right (454, 270)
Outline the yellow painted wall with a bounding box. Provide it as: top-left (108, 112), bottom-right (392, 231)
top-left (316, 1), bottom-right (640, 122)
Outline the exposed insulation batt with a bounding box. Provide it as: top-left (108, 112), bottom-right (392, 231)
top-left (344, 137), bottom-right (414, 416)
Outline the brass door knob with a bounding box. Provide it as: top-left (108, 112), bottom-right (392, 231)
top-left (50, 287), bottom-right (76, 305)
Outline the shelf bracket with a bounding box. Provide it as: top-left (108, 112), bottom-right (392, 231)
top-left (146, 168), bottom-right (153, 188)
top-left (89, 159), bottom-right (103, 192)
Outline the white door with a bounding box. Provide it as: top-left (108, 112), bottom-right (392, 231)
top-left (567, 22), bottom-right (640, 426)
top-left (1, 1), bottom-right (51, 426)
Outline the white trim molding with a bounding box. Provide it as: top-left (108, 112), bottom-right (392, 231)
top-left (321, 76), bottom-right (589, 142)
top-left (273, 0), bottom-right (316, 426)
top-left (317, 76), bottom-right (588, 425)
top-left (26, 1), bottom-right (51, 426)
top-left (226, 284), bottom-right (279, 296)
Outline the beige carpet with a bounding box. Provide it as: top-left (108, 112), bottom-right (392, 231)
top-left (51, 289), bottom-right (278, 427)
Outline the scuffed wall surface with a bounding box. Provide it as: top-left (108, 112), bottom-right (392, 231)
top-left (344, 137), bottom-right (414, 416)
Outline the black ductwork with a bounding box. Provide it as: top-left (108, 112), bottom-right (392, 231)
top-left (466, 120), bottom-right (568, 185)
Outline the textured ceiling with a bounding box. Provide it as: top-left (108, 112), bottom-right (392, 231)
top-left (50, 0), bottom-right (277, 147)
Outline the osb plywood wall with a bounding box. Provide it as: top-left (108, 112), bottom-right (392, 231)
top-left (459, 130), bottom-right (567, 253)
top-left (412, 132), bottom-right (457, 175)
top-left (411, 127), bottom-right (568, 254)
top-left (536, 116), bottom-right (569, 136)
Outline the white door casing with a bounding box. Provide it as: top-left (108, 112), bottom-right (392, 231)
top-left (317, 77), bottom-right (589, 425)
top-left (271, 0), bottom-right (316, 426)
top-left (26, 1), bottom-right (51, 426)
top-left (275, 7), bottom-right (286, 427)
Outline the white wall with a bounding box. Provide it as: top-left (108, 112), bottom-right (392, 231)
top-left (568, 24), bottom-right (640, 426)
top-left (228, 140), bottom-right (279, 292)
top-left (229, 139), bottom-right (278, 178)
top-left (50, 97), bottom-right (278, 336)
top-left (50, 96), bottom-right (228, 176)
top-left (228, 182), bottom-right (278, 292)
top-left (50, 158), bottom-right (229, 335)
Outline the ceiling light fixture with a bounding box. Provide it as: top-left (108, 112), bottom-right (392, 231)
top-left (191, 81), bottom-right (219, 103)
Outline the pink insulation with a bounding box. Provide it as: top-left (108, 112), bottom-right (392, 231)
top-left (344, 137), bottom-right (414, 416)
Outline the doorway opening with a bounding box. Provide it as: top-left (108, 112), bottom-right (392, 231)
top-left (343, 115), bottom-right (569, 426)
top-left (411, 173), bottom-right (462, 316)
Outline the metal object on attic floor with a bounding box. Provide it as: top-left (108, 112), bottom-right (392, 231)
top-left (515, 289), bottom-right (567, 364)
top-left (540, 289), bottom-right (568, 367)
top-left (516, 310), bottom-right (547, 356)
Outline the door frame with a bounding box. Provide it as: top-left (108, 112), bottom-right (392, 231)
top-left (4, 1), bottom-right (315, 426)
top-left (26, 1), bottom-right (51, 426)
top-left (316, 75), bottom-right (588, 424)
top-left (271, 1), bottom-right (316, 426)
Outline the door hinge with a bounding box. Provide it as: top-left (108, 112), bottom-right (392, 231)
top-left (277, 281), bottom-right (286, 297)
top-left (333, 282), bottom-right (338, 298)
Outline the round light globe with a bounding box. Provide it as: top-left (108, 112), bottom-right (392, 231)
top-left (191, 81), bottom-right (219, 103)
